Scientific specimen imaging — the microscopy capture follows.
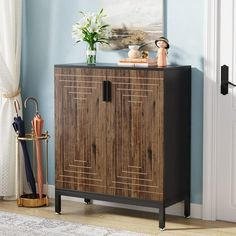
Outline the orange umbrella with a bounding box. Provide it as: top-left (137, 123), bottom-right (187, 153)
top-left (24, 97), bottom-right (44, 199)
top-left (32, 114), bottom-right (44, 198)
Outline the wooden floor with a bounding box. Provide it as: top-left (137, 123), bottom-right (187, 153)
top-left (0, 199), bottom-right (236, 235)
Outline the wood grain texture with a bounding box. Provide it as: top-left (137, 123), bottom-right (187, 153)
top-left (54, 64), bottom-right (191, 229)
top-left (55, 67), bottom-right (107, 194)
top-left (106, 69), bottom-right (164, 201)
top-left (55, 67), bottom-right (164, 200)
top-left (54, 64), bottom-right (191, 209)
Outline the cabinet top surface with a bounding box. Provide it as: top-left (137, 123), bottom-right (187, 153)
top-left (54, 63), bottom-right (191, 71)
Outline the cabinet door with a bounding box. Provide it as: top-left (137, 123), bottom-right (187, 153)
top-left (55, 67), bottom-right (107, 194)
top-left (106, 69), bottom-right (164, 201)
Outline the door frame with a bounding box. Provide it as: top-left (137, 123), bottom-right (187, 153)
top-left (203, 0), bottom-right (219, 220)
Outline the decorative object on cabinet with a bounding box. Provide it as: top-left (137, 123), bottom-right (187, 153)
top-left (54, 63), bottom-right (191, 230)
top-left (155, 36), bottom-right (169, 67)
top-left (141, 51), bottom-right (149, 59)
top-left (128, 45), bottom-right (142, 59)
top-left (118, 58), bottom-right (157, 67)
top-left (72, 9), bottom-right (111, 64)
top-left (100, 0), bottom-right (163, 50)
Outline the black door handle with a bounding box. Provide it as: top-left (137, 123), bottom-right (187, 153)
top-left (102, 80), bottom-right (112, 102)
top-left (106, 81), bottom-right (111, 102)
top-left (221, 65), bottom-right (236, 95)
top-left (103, 81), bottom-right (107, 101)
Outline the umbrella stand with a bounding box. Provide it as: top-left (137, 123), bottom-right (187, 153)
top-left (16, 131), bottom-right (50, 207)
top-left (24, 97), bottom-right (44, 199)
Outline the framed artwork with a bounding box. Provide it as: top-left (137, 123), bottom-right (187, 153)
top-left (100, 0), bottom-right (163, 50)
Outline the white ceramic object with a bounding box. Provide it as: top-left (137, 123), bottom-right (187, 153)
top-left (128, 45), bottom-right (141, 59)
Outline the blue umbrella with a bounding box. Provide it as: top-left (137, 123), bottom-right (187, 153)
top-left (12, 100), bottom-right (36, 198)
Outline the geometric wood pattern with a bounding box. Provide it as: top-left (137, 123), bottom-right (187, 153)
top-left (55, 67), bottom-right (107, 194)
top-left (55, 67), bottom-right (164, 200)
top-left (54, 64), bottom-right (191, 229)
top-left (106, 69), bottom-right (164, 201)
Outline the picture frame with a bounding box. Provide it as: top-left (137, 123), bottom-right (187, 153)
top-left (99, 0), bottom-right (163, 50)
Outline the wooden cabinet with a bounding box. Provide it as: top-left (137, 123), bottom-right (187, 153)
top-left (54, 64), bottom-right (191, 229)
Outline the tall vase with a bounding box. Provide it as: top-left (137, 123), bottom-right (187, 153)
top-left (86, 43), bottom-right (96, 65)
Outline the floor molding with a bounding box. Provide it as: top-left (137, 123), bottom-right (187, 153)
top-left (47, 185), bottom-right (202, 219)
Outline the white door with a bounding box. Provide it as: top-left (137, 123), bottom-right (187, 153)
top-left (217, 0), bottom-right (236, 222)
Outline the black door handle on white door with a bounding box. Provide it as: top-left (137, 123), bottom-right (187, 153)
top-left (221, 65), bottom-right (236, 95)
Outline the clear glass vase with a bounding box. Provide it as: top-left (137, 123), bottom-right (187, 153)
top-left (86, 44), bottom-right (96, 64)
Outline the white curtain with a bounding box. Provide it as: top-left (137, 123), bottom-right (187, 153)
top-left (0, 0), bottom-right (22, 198)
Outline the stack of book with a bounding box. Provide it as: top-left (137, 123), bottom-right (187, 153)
top-left (117, 58), bottom-right (157, 67)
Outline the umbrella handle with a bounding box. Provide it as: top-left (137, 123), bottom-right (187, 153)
top-left (12, 122), bottom-right (18, 133)
top-left (14, 100), bottom-right (20, 116)
top-left (24, 97), bottom-right (39, 114)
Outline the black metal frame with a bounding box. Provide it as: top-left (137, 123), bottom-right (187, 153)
top-left (55, 188), bottom-right (190, 229)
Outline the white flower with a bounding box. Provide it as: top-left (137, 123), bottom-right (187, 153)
top-left (88, 22), bottom-right (98, 32)
top-left (72, 9), bottom-right (111, 46)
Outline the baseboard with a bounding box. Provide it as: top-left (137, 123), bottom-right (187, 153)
top-left (46, 184), bottom-right (202, 219)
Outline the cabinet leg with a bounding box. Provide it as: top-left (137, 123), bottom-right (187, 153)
top-left (184, 197), bottom-right (190, 218)
top-left (55, 192), bottom-right (61, 214)
top-left (84, 198), bottom-right (91, 204)
top-left (159, 205), bottom-right (165, 230)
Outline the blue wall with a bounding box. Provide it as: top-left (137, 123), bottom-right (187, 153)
top-left (21, 0), bottom-right (203, 204)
